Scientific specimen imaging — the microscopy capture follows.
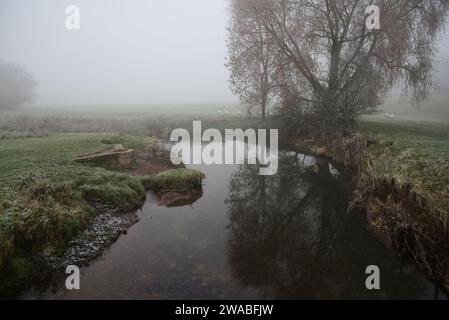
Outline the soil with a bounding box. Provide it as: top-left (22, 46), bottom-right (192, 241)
top-left (157, 190), bottom-right (203, 207)
top-left (127, 150), bottom-right (178, 176)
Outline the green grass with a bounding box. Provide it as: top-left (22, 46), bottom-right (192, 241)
top-left (144, 168), bottom-right (205, 193)
top-left (358, 119), bottom-right (449, 217)
top-left (0, 133), bottom-right (154, 268)
top-left (0, 133), bottom-right (153, 198)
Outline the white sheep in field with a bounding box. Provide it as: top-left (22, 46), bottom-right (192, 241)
top-left (383, 112), bottom-right (395, 120)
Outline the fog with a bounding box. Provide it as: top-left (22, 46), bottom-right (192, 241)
top-left (0, 0), bottom-right (237, 106)
top-left (436, 24), bottom-right (449, 92)
top-left (0, 0), bottom-right (448, 107)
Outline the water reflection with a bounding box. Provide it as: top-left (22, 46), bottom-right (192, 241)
top-left (23, 147), bottom-right (445, 299)
top-left (157, 190), bottom-right (203, 207)
top-left (226, 151), bottom-right (442, 299)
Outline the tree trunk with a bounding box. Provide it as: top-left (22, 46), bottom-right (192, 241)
top-left (261, 97), bottom-right (266, 121)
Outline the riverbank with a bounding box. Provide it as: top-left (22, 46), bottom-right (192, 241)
top-left (354, 120), bottom-right (449, 291)
top-left (0, 132), bottom-right (204, 297)
top-left (290, 119), bottom-right (449, 292)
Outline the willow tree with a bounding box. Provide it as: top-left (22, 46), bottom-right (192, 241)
top-left (226, 0), bottom-right (279, 120)
top-left (230, 0), bottom-right (449, 136)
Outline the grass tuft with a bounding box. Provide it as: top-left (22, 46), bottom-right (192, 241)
top-left (144, 169), bottom-right (205, 193)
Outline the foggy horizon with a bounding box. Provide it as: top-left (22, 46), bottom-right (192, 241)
top-left (1, 0), bottom-right (449, 107)
top-left (0, 0), bottom-right (238, 106)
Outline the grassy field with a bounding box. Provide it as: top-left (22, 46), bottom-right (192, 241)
top-left (0, 103), bottom-right (247, 137)
top-left (359, 117), bottom-right (449, 218)
top-left (2, 103), bottom-right (244, 119)
top-left (0, 98), bottom-right (447, 289)
top-left (359, 95), bottom-right (449, 218)
top-left (368, 95), bottom-right (449, 124)
top-left (0, 133), bottom-right (154, 270)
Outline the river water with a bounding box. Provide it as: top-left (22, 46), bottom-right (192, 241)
top-left (25, 146), bottom-right (446, 299)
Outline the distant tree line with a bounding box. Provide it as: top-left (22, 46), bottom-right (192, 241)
top-left (226, 0), bottom-right (449, 137)
top-left (0, 60), bottom-right (37, 110)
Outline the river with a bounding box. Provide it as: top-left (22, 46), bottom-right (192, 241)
top-left (24, 146), bottom-right (446, 299)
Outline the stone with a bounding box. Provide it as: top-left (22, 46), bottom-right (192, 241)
top-left (74, 144), bottom-right (135, 169)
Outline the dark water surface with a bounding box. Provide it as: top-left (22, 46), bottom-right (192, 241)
top-left (26, 148), bottom-right (445, 299)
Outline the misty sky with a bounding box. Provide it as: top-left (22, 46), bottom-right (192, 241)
top-left (0, 0), bottom-right (448, 106)
top-left (0, 0), bottom-right (237, 105)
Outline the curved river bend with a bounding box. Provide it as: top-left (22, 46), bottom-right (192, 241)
top-left (25, 147), bottom-right (446, 299)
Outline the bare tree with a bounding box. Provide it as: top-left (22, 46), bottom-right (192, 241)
top-left (226, 0), bottom-right (280, 120)
top-left (230, 0), bottom-right (449, 136)
top-left (0, 60), bottom-right (37, 110)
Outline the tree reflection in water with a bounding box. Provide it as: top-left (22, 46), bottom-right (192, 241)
top-left (225, 151), bottom-right (438, 299)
